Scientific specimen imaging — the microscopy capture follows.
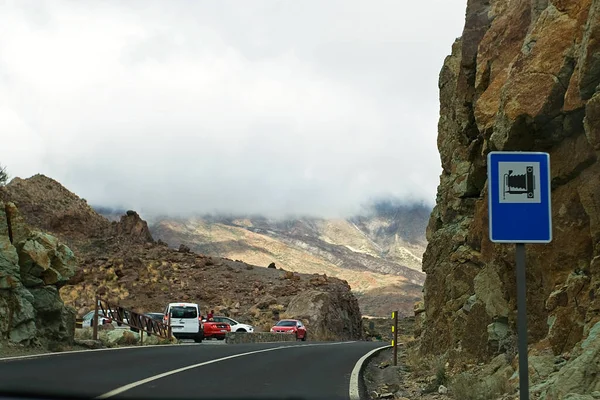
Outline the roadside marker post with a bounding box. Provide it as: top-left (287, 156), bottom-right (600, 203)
top-left (93, 296), bottom-right (99, 341)
top-left (488, 152), bottom-right (552, 400)
top-left (392, 311), bottom-right (398, 366)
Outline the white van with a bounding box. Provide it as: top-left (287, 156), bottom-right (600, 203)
top-left (163, 303), bottom-right (204, 343)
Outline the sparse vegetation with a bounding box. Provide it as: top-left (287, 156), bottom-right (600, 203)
top-left (451, 371), bottom-right (511, 400)
top-left (0, 164), bottom-right (8, 186)
top-left (435, 359), bottom-right (448, 386)
top-left (75, 328), bottom-right (93, 340)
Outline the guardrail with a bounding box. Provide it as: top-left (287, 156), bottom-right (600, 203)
top-left (92, 296), bottom-right (171, 342)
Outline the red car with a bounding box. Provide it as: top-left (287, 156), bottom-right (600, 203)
top-left (203, 321), bottom-right (231, 340)
top-left (270, 319), bottom-right (307, 341)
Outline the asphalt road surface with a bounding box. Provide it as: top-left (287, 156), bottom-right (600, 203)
top-left (0, 341), bottom-right (383, 400)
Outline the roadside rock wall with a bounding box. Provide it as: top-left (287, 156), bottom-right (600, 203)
top-left (0, 201), bottom-right (77, 346)
top-left (421, 0), bottom-right (600, 375)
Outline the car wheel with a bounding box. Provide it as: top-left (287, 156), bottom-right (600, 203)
top-left (194, 336), bottom-right (203, 343)
top-left (217, 337), bottom-right (225, 340)
top-left (302, 333), bottom-right (307, 342)
top-left (236, 328), bottom-right (246, 333)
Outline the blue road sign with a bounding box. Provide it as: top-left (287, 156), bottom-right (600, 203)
top-left (488, 151), bottom-right (552, 243)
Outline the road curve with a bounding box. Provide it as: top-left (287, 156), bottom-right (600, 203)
top-left (0, 341), bottom-right (383, 399)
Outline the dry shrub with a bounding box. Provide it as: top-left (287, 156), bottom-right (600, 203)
top-left (269, 304), bottom-right (285, 312)
top-left (278, 312), bottom-right (293, 320)
top-left (120, 331), bottom-right (139, 346)
top-left (249, 306), bottom-right (261, 318)
top-left (75, 328), bottom-right (93, 340)
top-left (404, 345), bottom-right (433, 375)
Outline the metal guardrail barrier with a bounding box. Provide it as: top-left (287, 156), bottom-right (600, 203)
top-left (92, 296), bottom-right (171, 342)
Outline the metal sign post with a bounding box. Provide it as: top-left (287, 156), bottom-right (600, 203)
top-left (488, 152), bottom-right (552, 400)
top-left (515, 243), bottom-right (528, 399)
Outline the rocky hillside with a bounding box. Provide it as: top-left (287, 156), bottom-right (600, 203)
top-left (0, 175), bottom-right (364, 341)
top-left (150, 211), bottom-right (426, 317)
top-left (0, 201), bottom-right (77, 347)
top-left (420, 0), bottom-right (600, 397)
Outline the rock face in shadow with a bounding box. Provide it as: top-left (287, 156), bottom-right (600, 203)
top-left (421, 0), bottom-right (600, 393)
top-left (0, 201), bottom-right (77, 345)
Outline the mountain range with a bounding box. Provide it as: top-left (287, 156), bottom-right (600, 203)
top-left (147, 201), bottom-right (429, 317)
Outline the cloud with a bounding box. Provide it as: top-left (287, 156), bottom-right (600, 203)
top-left (0, 0), bottom-right (466, 218)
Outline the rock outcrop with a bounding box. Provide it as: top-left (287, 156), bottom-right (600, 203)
top-left (0, 201), bottom-right (78, 345)
top-left (420, 0), bottom-right (600, 396)
top-left (112, 210), bottom-right (154, 244)
top-left (285, 287), bottom-right (363, 341)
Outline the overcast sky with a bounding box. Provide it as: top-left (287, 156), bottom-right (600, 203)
top-left (0, 0), bottom-right (466, 218)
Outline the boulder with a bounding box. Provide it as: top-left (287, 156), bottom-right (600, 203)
top-left (142, 334), bottom-right (160, 346)
top-left (541, 322), bottom-right (600, 398)
top-left (9, 320), bottom-right (36, 344)
top-left (17, 239), bottom-right (51, 280)
top-left (105, 329), bottom-right (140, 346)
top-left (14, 230), bottom-right (77, 288)
top-left (414, 300), bottom-right (425, 315)
top-left (254, 295), bottom-right (277, 310)
top-left (51, 244), bottom-right (77, 284)
top-left (9, 287), bottom-right (36, 328)
top-left (29, 286), bottom-right (64, 313)
top-left (474, 266), bottom-right (509, 319)
top-left (285, 289), bottom-right (363, 341)
top-left (487, 320), bottom-right (509, 345)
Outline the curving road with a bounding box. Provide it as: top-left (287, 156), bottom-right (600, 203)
top-left (0, 341), bottom-right (383, 400)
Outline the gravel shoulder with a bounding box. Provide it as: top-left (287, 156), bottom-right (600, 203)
top-left (363, 346), bottom-right (454, 400)
top-left (0, 341), bottom-right (89, 359)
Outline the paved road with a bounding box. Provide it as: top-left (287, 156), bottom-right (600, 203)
top-left (0, 341), bottom-right (383, 399)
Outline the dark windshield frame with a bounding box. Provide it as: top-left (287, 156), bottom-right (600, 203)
top-left (170, 306), bottom-right (198, 319)
top-left (275, 320), bottom-right (297, 327)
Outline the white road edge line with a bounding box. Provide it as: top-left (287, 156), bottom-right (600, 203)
top-left (96, 341), bottom-right (354, 399)
top-left (349, 345), bottom-right (391, 400)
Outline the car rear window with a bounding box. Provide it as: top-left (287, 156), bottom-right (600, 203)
top-left (170, 307), bottom-right (198, 318)
top-left (276, 320), bottom-right (297, 327)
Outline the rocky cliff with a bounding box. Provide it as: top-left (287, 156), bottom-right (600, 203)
top-left (420, 0), bottom-right (600, 397)
top-left (0, 201), bottom-right (77, 347)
